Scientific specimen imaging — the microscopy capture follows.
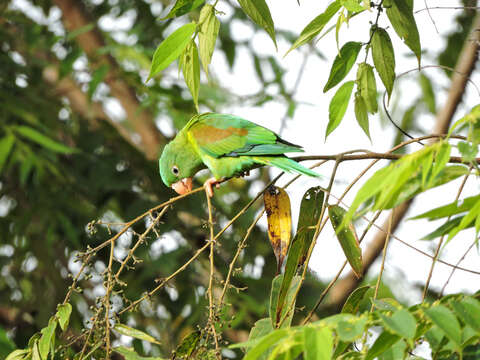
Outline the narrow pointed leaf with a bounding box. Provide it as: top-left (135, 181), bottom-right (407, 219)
top-left (181, 40), bottom-right (200, 111)
top-left (0, 134), bottom-right (15, 173)
top-left (357, 63), bottom-right (377, 113)
top-left (274, 187), bottom-right (324, 326)
top-left (286, 1), bottom-right (341, 55)
top-left (341, 0), bottom-right (365, 12)
top-left (327, 81), bottom-right (355, 138)
top-left (324, 42), bottom-right (362, 92)
top-left (424, 305), bottom-right (462, 346)
top-left (15, 126), bottom-right (77, 154)
top-left (371, 27), bottom-right (395, 99)
top-left (148, 23), bottom-right (196, 80)
top-left (114, 324), bottom-right (161, 344)
top-left (161, 0), bottom-right (204, 20)
top-left (354, 91), bottom-right (370, 139)
top-left (264, 186), bottom-right (292, 272)
top-left (237, 0), bottom-right (277, 48)
top-left (303, 326), bottom-right (334, 360)
top-left (296, 187), bottom-right (325, 265)
top-left (328, 205), bottom-right (363, 277)
top-left (342, 285), bottom-right (371, 314)
top-left (198, 4), bottom-right (220, 75)
top-left (411, 194), bottom-right (480, 220)
top-left (384, 0), bottom-right (421, 64)
top-left (6, 349), bottom-right (30, 360)
top-left (272, 275), bottom-right (301, 328)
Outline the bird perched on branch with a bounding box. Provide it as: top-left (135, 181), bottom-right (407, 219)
top-left (159, 113), bottom-right (319, 197)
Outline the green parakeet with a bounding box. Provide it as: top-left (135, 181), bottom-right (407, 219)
top-left (159, 113), bottom-right (319, 196)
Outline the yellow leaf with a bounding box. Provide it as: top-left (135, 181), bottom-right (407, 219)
top-left (264, 186), bottom-right (292, 272)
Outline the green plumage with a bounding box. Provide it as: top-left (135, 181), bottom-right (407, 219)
top-left (159, 113), bottom-right (319, 188)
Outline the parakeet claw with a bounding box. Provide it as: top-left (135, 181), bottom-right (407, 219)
top-left (204, 177), bottom-right (219, 197)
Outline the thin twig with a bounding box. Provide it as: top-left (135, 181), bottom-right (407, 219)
top-left (205, 190), bottom-right (221, 358)
top-left (440, 238), bottom-right (478, 296)
top-left (371, 210), bottom-right (394, 311)
top-left (422, 170), bottom-right (471, 300)
top-left (104, 237), bottom-right (115, 358)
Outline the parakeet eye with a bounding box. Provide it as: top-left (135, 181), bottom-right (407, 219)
top-left (171, 165), bottom-right (179, 175)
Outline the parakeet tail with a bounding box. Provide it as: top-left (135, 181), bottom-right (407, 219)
top-left (255, 156), bottom-right (320, 178)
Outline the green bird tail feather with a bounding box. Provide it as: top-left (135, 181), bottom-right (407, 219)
top-left (255, 156), bottom-right (320, 178)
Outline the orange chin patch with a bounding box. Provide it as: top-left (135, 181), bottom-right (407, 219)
top-left (172, 177), bottom-right (193, 195)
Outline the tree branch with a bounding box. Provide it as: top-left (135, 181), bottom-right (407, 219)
top-left (53, 0), bottom-right (165, 159)
top-left (327, 12), bottom-right (480, 309)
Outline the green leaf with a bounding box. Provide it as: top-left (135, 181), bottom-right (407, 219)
top-left (296, 186), bottom-right (325, 266)
top-left (175, 330), bottom-right (201, 357)
top-left (378, 339), bottom-right (407, 360)
top-left (248, 318), bottom-right (274, 346)
top-left (6, 349), bottom-right (30, 360)
top-left (448, 198), bottom-right (480, 241)
top-left (424, 305), bottom-right (462, 346)
top-left (384, 0), bottom-right (421, 64)
top-left (378, 309), bottom-right (416, 340)
top-left (0, 134), bottom-right (15, 174)
top-left (371, 27), bottom-right (395, 99)
top-left (237, 0), bottom-right (277, 48)
top-left (198, 4), bottom-right (220, 76)
top-left (114, 324), bottom-right (161, 344)
top-left (342, 285), bottom-right (371, 314)
top-left (303, 326), bottom-right (334, 360)
top-left (354, 91), bottom-right (370, 139)
top-left (38, 318), bottom-right (57, 360)
top-left (458, 141), bottom-right (478, 163)
top-left (412, 194), bottom-right (480, 221)
top-left (371, 298), bottom-right (402, 312)
top-left (328, 205), bottom-right (363, 277)
top-left (341, 0), bottom-right (365, 12)
top-left (286, 1), bottom-right (341, 55)
top-left (114, 346), bottom-right (165, 360)
top-left (14, 126), bottom-right (77, 154)
top-left (337, 317), bottom-right (367, 342)
top-left (419, 73), bottom-right (436, 113)
top-left (160, 0), bottom-right (204, 20)
top-left (451, 297), bottom-right (480, 332)
top-left (420, 217), bottom-right (462, 241)
top-left (243, 328), bottom-right (290, 360)
top-left (148, 23), bottom-right (196, 80)
top-left (270, 275), bottom-right (300, 328)
top-left (56, 303), bottom-right (72, 331)
top-left (326, 81), bottom-right (355, 138)
top-left (324, 42), bottom-right (362, 92)
top-left (357, 63), bottom-right (377, 113)
top-left (365, 331), bottom-right (400, 360)
top-left (0, 326), bottom-right (15, 358)
top-left (180, 40), bottom-right (200, 111)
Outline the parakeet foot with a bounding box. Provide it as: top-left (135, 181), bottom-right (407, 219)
top-left (204, 177), bottom-right (220, 197)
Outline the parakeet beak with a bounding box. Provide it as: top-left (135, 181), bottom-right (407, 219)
top-left (171, 177), bottom-right (193, 195)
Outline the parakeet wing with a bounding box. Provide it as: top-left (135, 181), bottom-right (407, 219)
top-left (186, 113), bottom-right (303, 158)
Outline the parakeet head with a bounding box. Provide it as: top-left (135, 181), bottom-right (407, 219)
top-left (159, 136), bottom-right (204, 195)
